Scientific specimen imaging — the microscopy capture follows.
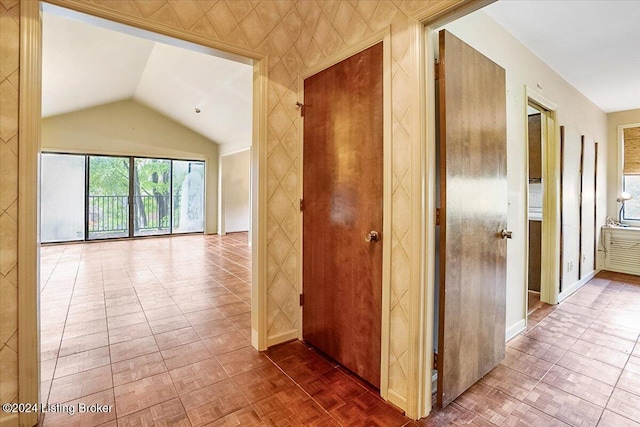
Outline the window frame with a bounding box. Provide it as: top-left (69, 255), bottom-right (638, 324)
top-left (618, 123), bottom-right (640, 225)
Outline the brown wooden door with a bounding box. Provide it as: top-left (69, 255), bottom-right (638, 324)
top-left (437, 30), bottom-right (507, 407)
top-left (302, 43), bottom-right (383, 388)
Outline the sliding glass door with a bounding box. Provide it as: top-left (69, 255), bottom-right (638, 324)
top-left (88, 156), bottom-right (130, 240)
top-left (41, 153), bottom-right (205, 242)
top-left (133, 158), bottom-right (171, 236)
top-left (173, 160), bottom-right (205, 233)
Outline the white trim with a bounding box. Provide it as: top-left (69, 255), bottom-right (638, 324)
top-left (558, 269), bottom-right (598, 302)
top-left (404, 16), bottom-right (425, 420)
top-left (18, 2), bottom-right (42, 426)
top-left (251, 53), bottom-right (269, 351)
top-left (217, 152), bottom-right (226, 236)
top-left (526, 87), bottom-right (560, 307)
top-left (617, 123), bottom-right (640, 227)
top-left (506, 319), bottom-right (526, 342)
top-left (297, 27), bottom-right (393, 403)
top-left (266, 330), bottom-right (298, 347)
top-left (420, 22), bottom-right (438, 420)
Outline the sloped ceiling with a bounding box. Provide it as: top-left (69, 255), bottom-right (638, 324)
top-left (484, 0), bottom-right (640, 113)
top-left (42, 11), bottom-right (253, 147)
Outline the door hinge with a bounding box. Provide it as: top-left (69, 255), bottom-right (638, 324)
top-left (436, 208), bottom-right (441, 226)
top-left (299, 198), bottom-right (304, 212)
top-left (434, 62), bottom-right (440, 80)
top-left (299, 294), bottom-right (304, 306)
top-left (433, 352), bottom-right (438, 370)
top-left (296, 102), bottom-right (305, 117)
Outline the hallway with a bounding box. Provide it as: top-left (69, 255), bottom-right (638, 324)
top-left (39, 234), bottom-right (640, 426)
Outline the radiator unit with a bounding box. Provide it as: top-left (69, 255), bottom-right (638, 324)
top-left (602, 226), bottom-right (640, 275)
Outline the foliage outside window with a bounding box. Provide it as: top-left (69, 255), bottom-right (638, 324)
top-left (41, 153), bottom-right (205, 243)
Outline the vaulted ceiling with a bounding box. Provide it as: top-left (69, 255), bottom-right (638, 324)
top-left (43, 0), bottom-right (640, 147)
top-left (42, 10), bottom-right (253, 148)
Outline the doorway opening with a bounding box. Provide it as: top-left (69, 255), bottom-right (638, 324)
top-left (28, 3), bottom-right (264, 425)
top-left (525, 94), bottom-right (561, 313)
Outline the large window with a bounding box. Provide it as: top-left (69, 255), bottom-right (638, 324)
top-left (41, 154), bottom-right (86, 242)
top-left (622, 125), bottom-right (640, 221)
top-left (41, 153), bottom-right (205, 242)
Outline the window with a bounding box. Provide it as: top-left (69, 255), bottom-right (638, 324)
top-left (621, 125), bottom-right (640, 221)
top-left (41, 153), bottom-right (205, 242)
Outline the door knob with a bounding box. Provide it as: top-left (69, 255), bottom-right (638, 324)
top-left (501, 229), bottom-right (513, 239)
top-left (365, 230), bottom-right (380, 243)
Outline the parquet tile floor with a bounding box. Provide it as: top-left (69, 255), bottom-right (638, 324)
top-left (39, 235), bottom-right (640, 426)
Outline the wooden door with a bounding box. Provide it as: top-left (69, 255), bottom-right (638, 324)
top-left (302, 43), bottom-right (383, 388)
top-left (437, 30), bottom-right (507, 407)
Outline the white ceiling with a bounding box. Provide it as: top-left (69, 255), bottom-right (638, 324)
top-left (484, 0), bottom-right (640, 113)
top-left (43, 0), bottom-right (640, 140)
top-left (42, 11), bottom-right (253, 147)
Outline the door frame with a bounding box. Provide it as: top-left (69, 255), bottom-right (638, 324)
top-left (18, 2), bottom-right (268, 426)
top-left (297, 27), bottom-right (392, 399)
top-left (525, 88), bottom-right (561, 307)
top-left (416, 0), bottom-right (497, 417)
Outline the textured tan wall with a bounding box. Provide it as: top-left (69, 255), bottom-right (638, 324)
top-left (0, 0), bottom-right (20, 420)
top-left (3, 0), bottom-right (431, 411)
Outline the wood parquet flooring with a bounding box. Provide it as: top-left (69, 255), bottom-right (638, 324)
top-left (39, 236), bottom-right (640, 426)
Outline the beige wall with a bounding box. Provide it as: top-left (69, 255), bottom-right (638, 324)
top-left (443, 11), bottom-right (608, 334)
top-left (42, 99), bottom-right (219, 234)
top-left (0, 1), bottom-right (19, 423)
top-left (221, 149), bottom-right (251, 233)
top-left (607, 109), bottom-right (640, 221)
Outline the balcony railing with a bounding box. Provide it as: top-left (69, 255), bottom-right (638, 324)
top-left (88, 195), bottom-right (127, 233)
top-left (88, 195), bottom-right (171, 234)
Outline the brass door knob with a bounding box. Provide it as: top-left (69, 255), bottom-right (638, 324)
top-left (501, 229), bottom-right (513, 239)
top-left (365, 230), bottom-right (380, 243)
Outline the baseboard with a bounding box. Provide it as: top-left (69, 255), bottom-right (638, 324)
top-left (251, 328), bottom-right (258, 349)
top-left (266, 330), bottom-right (298, 347)
top-left (558, 270), bottom-right (599, 302)
top-left (0, 414), bottom-right (18, 427)
top-left (505, 318), bottom-right (526, 342)
top-left (387, 389), bottom-right (407, 413)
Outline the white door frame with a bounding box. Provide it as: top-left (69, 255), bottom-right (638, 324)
top-left (526, 88), bottom-right (561, 307)
top-left (18, 3), bottom-right (269, 426)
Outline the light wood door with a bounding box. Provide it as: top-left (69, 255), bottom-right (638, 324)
top-left (302, 43), bottom-right (383, 388)
top-left (437, 30), bottom-right (508, 407)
